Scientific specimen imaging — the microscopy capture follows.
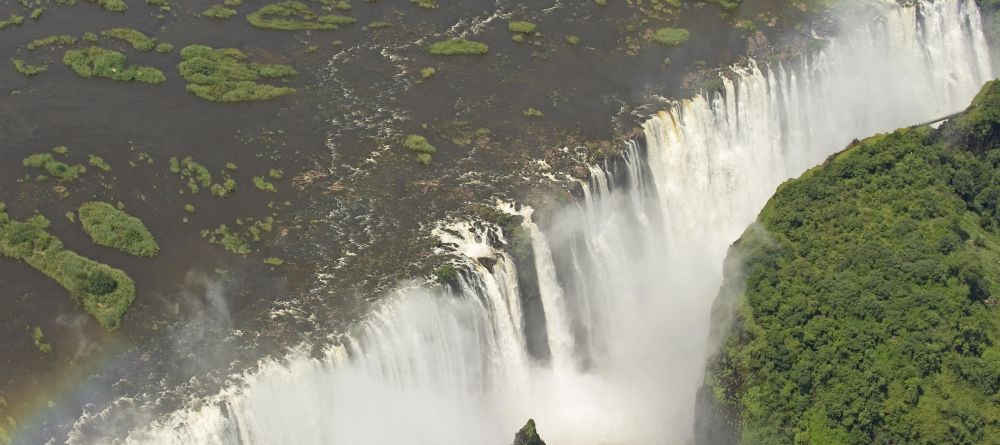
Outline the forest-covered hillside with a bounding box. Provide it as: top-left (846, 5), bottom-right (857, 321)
top-left (701, 81), bottom-right (1000, 444)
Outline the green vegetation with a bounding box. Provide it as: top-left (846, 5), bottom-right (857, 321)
top-left (88, 154), bottom-right (112, 172)
top-left (428, 38), bottom-right (488, 55)
top-left (184, 203), bottom-right (195, 213)
top-left (253, 175), bottom-right (277, 192)
top-left (27, 35), bottom-right (77, 50)
top-left (411, 0), bottom-right (437, 8)
top-left (63, 46), bottom-right (166, 84)
top-left (203, 5), bottom-right (237, 19)
top-left (22, 153), bottom-right (86, 181)
top-left (0, 14), bottom-right (24, 29)
top-left (434, 264), bottom-right (457, 283)
top-left (65, 211), bottom-right (75, 223)
top-left (0, 203), bottom-right (135, 330)
top-left (420, 67), bottom-right (436, 79)
top-left (652, 27), bottom-right (689, 46)
top-left (177, 44), bottom-right (298, 102)
top-left (268, 168), bottom-right (283, 179)
top-left (246, 1), bottom-right (355, 30)
top-left (52, 146), bottom-right (68, 156)
top-left (225, 162), bottom-right (238, 170)
top-left (202, 216), bottom-right (274, 254)
top-left (82, 32), bottom-right (98, 43)
top-left (595, 0), bottom-right (607, 6)
top-left (12, 59), bottom-right (47, 76)
top-left (523, 108), bottom-right (544, 117)
top-left (706, 81), bottom-right (1000, 444)
top-left (264, 257), bottom-right (283, 266)
top-left (565, 35), bottom-right (581, 45)
top-left (367, 20), bottom-right (391, 29)
top-left (155, 42), bottom-right (173, 53)
top-left (508, 21), bottom-right (537, 34)
top-left (32, 327), bottom-right (52, 353)
top-left (403, 134), bottom-right (436, 165)
top-left (169, 156), bottom-right (214, 193)
top-left (30, 8), bottom-right (46, 20)
top-left (92, 0), bottom-right (126, 12)
top-left (78, 202), bottom-right (159, 257)
top-left (101, 28), bottom-right (157, 51)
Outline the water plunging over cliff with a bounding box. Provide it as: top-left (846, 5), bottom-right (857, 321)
top-left (108, 0), bottom-right (994, 443)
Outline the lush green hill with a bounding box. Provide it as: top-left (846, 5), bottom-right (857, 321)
top-left (700, 81), bottom-right (1000, 444)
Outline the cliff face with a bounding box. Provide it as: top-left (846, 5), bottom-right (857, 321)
top-left (697, 81), bottom-right (1000, 444)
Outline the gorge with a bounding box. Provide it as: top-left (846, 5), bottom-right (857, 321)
top-left (75, 0), bottom-right (1000, 443)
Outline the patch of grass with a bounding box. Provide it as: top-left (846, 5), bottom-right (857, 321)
top-left (366, 20), bottom-right (391, 29)
top-left (203, 5), bottom-right (237, 19)
top-left (253, 175), bottom-right (277, 192)
top-left (508, 21), bottom-right (537, 34)
top-left (93, 0), bottom-right (126, 12)
top-left (247, 1), bottom-right (356, 30)
top-left (88, 154), bottom-right (111, 172)
top-left (63, 46), bottom-right (166, 84)
top-left (78, 202), bottom-right (159, 257)
top-left (30, 8), bottom-right (46, 20)
top-left (52, 146), bottom-right (68, 156)
top-left (177, 44), bottom-right (298, 102)
top-left (566, 35), bottom-right (582, 45)
top-left (27, 35), bottom-right (77, 50)
top-left (169, 156), bottom-right (213, 193)
top-left (595, 0), bottom-right (607, 6)
top-left (184, 203), bottom-right (195, 213)
top-left (268, 168), bottom-right (283, 179)
top-left (652, 27), bottom-right (690, 46)
top-left (12, 59), bottom-right (47, 76)
top-left (202, 216), bottom-right (274, 255)
top-left (0, 14), bottom-right (24, 29)
top-left (31, 327), bottom-right (52, 353)
top-left (101, 28), bottom-right (157, 51)
top-left (411, 0), bottom-right (437, 8)
top-left (428, 38), bottom-right (488, 55)
top-left (523, 107), bottom-right (544, 117)
top-left (82, 32), bottom-right (98, 43)
top-left (0, 203), bottom-right (135, 330)
top-left (403, 134), bottom-right (436, 165)
top-left (155, 42), bottom-right (173, 53)
top-left (420, 67), bottom-right (436, 79)
top-left (264, 257), bottom-right (283, 265)
top-left (22, 153), bottom-right (86, 181)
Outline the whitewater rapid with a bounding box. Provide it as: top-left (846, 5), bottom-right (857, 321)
top-left (94, 0), bottom-right (993, 443)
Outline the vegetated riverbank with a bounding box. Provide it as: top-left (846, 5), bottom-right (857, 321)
top-left (698, 81), bottom-right (1000, 444)
top-left (0, 0), bottom-right (863, 442)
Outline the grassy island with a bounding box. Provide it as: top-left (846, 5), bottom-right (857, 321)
top-left (177, 44), bottom-right (298, 102)
top-left (78, 202), bottom-right (159, 257)
top-left (63, 46), bottom-right (166, 84)
top-left (247, 1), bottom-right (355, 30)
top-left (0, 204), bottom-right (135, 331)
top-left (428, 38), bottom-right (489, 55)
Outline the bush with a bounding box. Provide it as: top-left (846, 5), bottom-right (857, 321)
top-left (94, 0), bottom-right (126, 12)
top-left (177, 44), bottom-right (298, 102)
top-left (253, 176), bottom-right (277, 192)
top-left (22, 153), bottom-right (86, 181)
top-left (428, 38), bottom-right (489, 55)
top-left (155, 42), bottom-right (173, 53)
top-left (63, 46), bottom-right (166, 84)
top-left (100, 28), bottom-right (157, 51)
top-left (26, 35), bottom-right (77, 50)
top-left (420, 67), bottom-right (436, 79)
top-left (247, 1), bottom-right (356, 30)
top-left (508, 21), bottom-right (537, 34)
top-left (0, 203), bottom-right (135, 330)
top-left (0, 14), bottom-right (24, 29)
top-left (78, 202), bottom-right (160, 257)
top-left (89, 154), bottom-right (112, 172)
top-left (652, 27), bottom-right (690, 46)
top-left (12, 59), bottom-right (47, 76)
top-left (566, 35), bottom-right (582, 45)
top-left (523, 107), bottom-right (544, 117)
top-left (203, 5), bottom-right (237, 19)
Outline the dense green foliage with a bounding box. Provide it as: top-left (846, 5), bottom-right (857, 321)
top-left (0, 203), bottom-right (135, 330)
top-left (32, 327), bottom-right (51, 353)
top-left (0, 14), bottom-right (24, 29)
top-left (707, 82), bottom-right (1000, 444)
top-left (12, 59), bottom-right (47, 76)
top-left (246, 1), bottom-right (355, 30)
top-left (100, 28), bottom-right (157, 51)
top-left (652, 27), bottom-right (689, 46)
top-left (428, 38), bottom-right (488, 55)
top-left (177, 44), bottom-right (298, 102)
top-left (508, 21), bottom-right (537, 34)
top-left (78, 202), bottom-right (160, 257)
top-left (63, 46), bottom-right (166, 84)
top-left (22, 153), bottom-right (86, 181)
top-left (26, 35), bottom-right (77, 50)
top-left (403, 134), bottom-right (436, 165)
top-left (203, 5), bottom-right (237, 19)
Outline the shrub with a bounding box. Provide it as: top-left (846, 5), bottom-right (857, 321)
top-left (434, 264), bottom-right (458, 283)
top-left (78, 202), bottom-right (160, 257)
top-left (411, 0), bottom-right (437, 8)
top-left (420, 67), bottom-right (436, 79)
top-left (203, 5), bottom-right (236, 19)
top-left (264, 257), bottom-right (284, 265)
top-left (63, 46), bottom-right (166, 84)
top-left (100, 28), bottom-right (157, 51)
top-left (246, 1), bottom-right (356, 30)
top-left (508, 21), bottom-right (536, 34)
top-left (89, 155), bottom-right (112, 171)
top-left (523, 107), bottom-right (544, 117)
top-left (253, 176), bottom-right (277, 192)
top-left (22, 153), bottom-right (86, 181)
top-left (177, 44), bottom-right (298, 102)
top-left (0, 203), bottom-right (135, 330)
top-left (32, 327), bottom-right (52, 353)
top-left (0, 14), bottom-right (24, 29)
top-left (155, 42), bottom-right (173, 53)
top-left (12, 59), bottom-right (47, 76)
top-left (566, 35), bottom-right (581, 45)
top-left (93, 0), bottom-right (126, 12)
top-left (428, 38), bottom-right (488, 55)
top-left (652, 27), bottom-right (690, 46)
top-left (26, 35), bottom-right (77, 50)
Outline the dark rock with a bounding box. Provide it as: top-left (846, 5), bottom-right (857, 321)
top-left (512, 419), bottom-right (546, 445)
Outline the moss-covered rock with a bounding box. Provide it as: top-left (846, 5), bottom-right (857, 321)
top-left (512, 419), bottom-right (546, 445)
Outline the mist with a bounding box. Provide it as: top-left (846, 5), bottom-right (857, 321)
top-left (103, 0), bottom-right (993, 443)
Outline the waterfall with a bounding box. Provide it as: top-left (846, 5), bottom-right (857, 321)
top-left (92, 0), bottom-right (994, 443)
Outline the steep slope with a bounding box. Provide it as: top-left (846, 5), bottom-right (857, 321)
top-left (700, 81), bottom-right (1000, 444)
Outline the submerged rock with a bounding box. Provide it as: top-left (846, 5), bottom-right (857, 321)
top-left (512, 419), bottom-right (546, 445)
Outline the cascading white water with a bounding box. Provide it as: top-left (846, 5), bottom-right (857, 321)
top-left (105, 0), bottom-right (994, 443)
